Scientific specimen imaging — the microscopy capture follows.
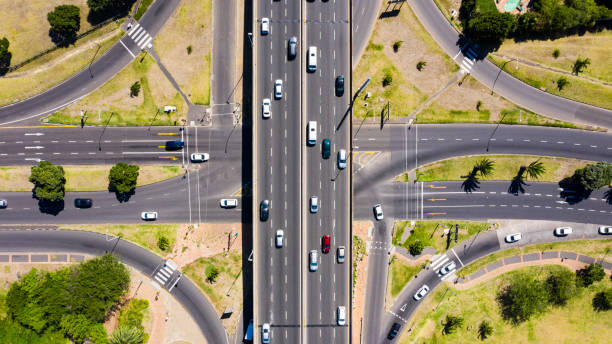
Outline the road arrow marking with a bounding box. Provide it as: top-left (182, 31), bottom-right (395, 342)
top-left (24, 146), bottom-right (44, 149)
top-left (158, 156), bottom-right (178, 160)
top-left (24, 133), bottom-right (44, 136)
top-left (400, 303), bottom-right (407, 312)
top-left (157, 133), bottom-right (178, 136)
top-left (428, 185), bottom-right (446, 189)
top-left (426, 212), bottom-right (447, 215)
top-left (427, 198), bottom-right (447, 201)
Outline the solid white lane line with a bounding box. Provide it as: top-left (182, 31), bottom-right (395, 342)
top-left (450, 248), bottom-right (464, 267)
top-left (119, 40), bottom-right (136, 58)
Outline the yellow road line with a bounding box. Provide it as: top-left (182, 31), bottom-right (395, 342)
top-left (426, 212), bottom-right (447, 215)
top-left (359, 152), bottom-right (374, 165)
top-left (157, 133), bottom-right (178, 136)
top-left (157, 145), bottom-right (166, 149)
top-left (427, 198), bottom-right (447, 201)
top-left (428, 185), bottom-right (447, 189)
top-left (0, 125), bottom-right (77, 129)
top-left (158, 156), bottom-right (178, 160)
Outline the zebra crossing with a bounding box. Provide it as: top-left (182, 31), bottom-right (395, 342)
top-left (126, 23), bottom-right (153, 50)
top-left (153, 259), bottom-right (178, 287)
top-left (430, 254), bottom-right (457, 281)
top-left (459, 45), bottom-right (478, 74)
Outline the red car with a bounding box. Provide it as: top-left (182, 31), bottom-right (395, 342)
top-left (322, 235), bottom-right (331, 253)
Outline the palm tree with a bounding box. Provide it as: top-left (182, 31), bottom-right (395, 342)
top-left (110, 325), bottom-right (145, 344)
top-left (476, 158), bottom-right (495, 178)
top-left (478, 320), bottom-right (493, 340)
top-left (524, 159), bottom-right (545, 180)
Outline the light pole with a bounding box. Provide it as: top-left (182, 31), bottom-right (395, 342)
top-left (247, 32), bottom-right (254, 47)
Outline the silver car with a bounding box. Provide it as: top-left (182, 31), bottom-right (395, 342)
top-left (220, 199), bottom-right (238, 208)
top-left (310, 196), bottom-right (319, 213)
top-left (276, 229), bottom-right (284, 248)
top-left (190, 153), bottom-right (209, 162)
top-left (337, 246), bottom-right (345, 263)
top-left (599, 226), bottom-right (612, 235)
top-left (0, 199), bottom-right (7, 208)
top-left (309, 250), bottom-right (318, 271)
top-left (413, 285), bottom-right (430, 301)
top-left (439, 261), bottom-right (456, 275)
top-left (262, 98), bottom-right (271, 118)
top-left (261, 18), bottom-right (269, 35)
top-left (337, 149), bottom-right (347, 169)
top-left (274, 79), bottom-right (283, 99)
top-left (140, 211), bottom-right (158, 221)
top-left (554, 226), bottom-right (573, 236)
top-left (288, 36), bottom-right (297, 59)
top-left (505, 233), bottom-right (522, 243)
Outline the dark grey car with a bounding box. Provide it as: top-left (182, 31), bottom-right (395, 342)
top-left (288, 36), bottom-right (297, 60)
top-left (260, 200), bottom-right (270, 221)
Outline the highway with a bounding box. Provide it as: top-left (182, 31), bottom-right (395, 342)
top-left (254, 1), bottom-right (302, 343)
top-left (0, 228), bottom-right (227, 344)
top-left (0, 0), bottom-right (183, 126)
top-left (378, 220), bottom-right (611, 343)
top-left (303, 1), bottom-right (351, 343)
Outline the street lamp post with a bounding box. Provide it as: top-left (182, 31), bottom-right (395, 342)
top-left (247, 32), bottom-right (254, 47)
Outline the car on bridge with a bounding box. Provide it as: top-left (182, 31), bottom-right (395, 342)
top-left (554, 226), bottom-right (572, 236)
top-left (310, 196), bottom-right (319, 213)
top-left (337, 246), bottom-right (345, 263)
top-left (505, 232), bottom-right (522, 243)
top-left (288, 36), bottom-right (297, 59)
top-left (337, 306), bottom-right (346, 326)
top-left (322, 138), bottom-right (331, 159)
top-left (335, 75), bottom-right (344, 97)
top-left (337, 149), bottom-right (347, 169)
top-left (322, 234), bottom-right (331, 253)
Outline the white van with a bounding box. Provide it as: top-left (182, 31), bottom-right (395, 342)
top-left (307, 121), bottom-right (317, 146)
top-left (307, 46), bottom-right (317, 72)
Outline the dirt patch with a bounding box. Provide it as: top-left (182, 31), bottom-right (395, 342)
top-left (351, 221), bottom-right (372, 343)
top-left (169, 223), bottom-right (242, 268)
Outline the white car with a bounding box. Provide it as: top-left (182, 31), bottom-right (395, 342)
top-left (140, 211), bottom-right (158, 221)
top-left (598, 226), bottom-right (612, 235)
top-left (337, 246), bottom-right (345, 263)
top-left (337, 306), bottom-right (346, 326)
top-left (554, 226), bottom-right (573, 236)
top-left (220, 199), bottom-right (238, 208)
top-left (337, 149), bottom-right (347, 170)
top-left (0, 199), bottom-right (7, 208)
top-left (276, 229), bottom-right (284, 248)
top-left (413, 285), bottom-right (429, 301)
top-left (261, 323), bottom-right (270, 343)
top-left (309, 250), bottom-right (318, 271)
top-left (261, 18), bottom-right (269, 35)
top-left (262, 98), bottom-right (271, 118)
top-left (374, 204), bottom-right (383, 220)
top-left (190, 153), bottom-right (209, 162)
top-left (505, 233), bottom-right (522, 243)
top-left (439, 261), bottom-right (456, 276)
top-left (310, 196), bottom-right (319, 213)
top-left (274, 79), bottom-right (283, 99)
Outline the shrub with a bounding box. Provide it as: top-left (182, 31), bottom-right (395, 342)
top-left (552, 48), bottom-right (560, 58)
top-left (187, 45), bottom-right (193, 55)
top-left (408, 241), bottom-right (424, 256)
top-left (592, 288), bottom-right (612, 311)
top-left (206, 265), bottom-right (220, 283)
top-left (157, 236), bottom-right (170, 251)
top-left (392, 41), bottom-right (403, 52)
top-left (382, 72), bottom-right (393, 87)
top-left (130, 81), bottom-right (141, 97)
top-left (572, 57), bottom-right (591, 75)
top-left (416, 61), bottom-right (427, 71)
top-left (478, 320), bottom-right (493, 339)
top-left (556, 76), bottom-right (569, 91)
top-left (576, 263), bottom-right (605, 287)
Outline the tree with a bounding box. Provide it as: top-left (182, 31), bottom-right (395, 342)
top-left (186, 45), bottom-right (193, 55)
top-left (466, 12), bottom-right (516, 47)
top-left (60, 314), bottom-right (96, 343)
top-left (111, 325), bottom-right (145, 344)
top-left (0, 37), bottom-right (11, 75)
top-left (408, 240), bottom-right (424, 256)
top-left (157, 236), bottom-right (170, 251)
top-left (29, 161), bottom-right (66, 202)
top-left (206, 265), bottom-right (220, 283)
top-left (576, 263), bottom-right (605, 287)
top-left (592, 288), bottom-right (612, 311)
top-left (572, 57), bottom-right (591, 75)
top-left (476, 158), bottom-right (495, 178)
top-left (416, 61), bottom-right (427, 71)
top-left (557, 76), bottom-right (569, 91)
top-left (47, 5), bottom-right (81, 45)
top-left (442, 315), bottom-right (463, 334)
top-left (524, 159), bottom-right (545, 180)
top-left (497, 274), bottom-right (548, 324)
top-left (130, 81), bottom-right (141, 97)
top-left (87, 0), bottom-right (136, 23)
top-left (573, 162), bottom-right (612, 191)
top-left (382, 71), bottom-right (393, 87)
top-left (109, 162), bottom-right (140, 194)
top-left (552, 49), bottom-right (561, 59)
top-left (478, 320), bottom-right (493, 340)
top-left (545, 268), bottom-right (577, 305)
top-left (393, 41), bottom-right (403, 52)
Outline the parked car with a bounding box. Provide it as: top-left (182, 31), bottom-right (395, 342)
top-left (322, 138), bottom-right (331, 159)
top-left (220, 199), bottom-right (238, 208)
top-left (337, 246), bottom-right (345, 263)
top-left (261, 18), bottom-right (269, 35)
top-left (309, 250), bottom-right (318, 271)
top-left (74, 198), bottom-right (92, 208)
top-left (337, 306), bottom-right (346, 326)
top-left (505, 233), bottom-right (522, 243)
top-left (261, 322), bottom-right (270, 343)
top-left (262, 98), bottom-right (271, 118)
top-left (373, 204), bottom-right (383, 220)
top-left (439, 261), bottom-right (456, 276)
top-left (276, 229), bottom-right (284, 248)
top-left (260, 200), bottom-right (270, 221)
top-left (322, 234), bottom-right (331, 253)
top-left (598, 226), bottom-right (612, 235)
top-left (0, 199), bottom-right (8, 208)
top-left (274, 79), bottom-right (283, 99)
top-left (554, 226), bottom-right (573, 236)
top-left (387, 322), bottom-right (401, 340)
top-left (288, 36), bottom-right (297, 59)
top-left (165, 140), bottom-right (184, 150)
top-left (141, 211), bottom-right (158, 221)
top-left (190, 153), bottom-right (209, 162)
top-left (337, 149), bottom-right (347, 169)
top-left (413, 285), bottom-right (430, 301)
top-left (335, 75), bottom-right (344, 96)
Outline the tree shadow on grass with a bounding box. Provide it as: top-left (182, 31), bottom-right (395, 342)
top-left (461, 167), bottom-right (480, 193)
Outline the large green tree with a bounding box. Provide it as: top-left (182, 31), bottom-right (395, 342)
top-left (47, 5), bottom-right (81, 45)
top-left (29, 161), bottom-right (66, 202)
top-left (576, 263), bottom-right (606, 287)
top-left (466, 12), bottom-right (516, 47)
top-left (573, 162), bottom-right (612, 191)
top-left (545, 268), bottom-right (577, 305)
top-left (592, 288), bottom-right (612, 311)
top-left (109, 162), bottom-right (140, 194)
top-left (0, 37), bottom-right (11, 75)
top-left (87, 0), bottom-right (136, 23)
top-left (497, 274), bottom-right (548, 324)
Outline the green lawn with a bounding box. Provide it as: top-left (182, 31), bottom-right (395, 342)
top-left (59, 224), bottom-right (179, 255)
top-left (134, 0), bottom-right (154, 20)
top-left (401, 265), bottom-right (612, 343)
top-left (388, 257), bottom-right (425, 298)
top-left (354, 235), bottom-right (367, 289)
top-left (409, 155), bottom-right (592, 183)
top-left (458, 239), bottom-right (612, 277)
top-left (396, 220), bottom-right (491, 253)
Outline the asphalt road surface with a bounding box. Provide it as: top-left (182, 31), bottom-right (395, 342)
top-left (0, 0), bottom-right (182, 126)
top-left (0, 228), bottom-right (227, 344)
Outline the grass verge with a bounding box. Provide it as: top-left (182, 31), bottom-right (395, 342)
top-left (388, 256), bottom-right (425, 298)
top-left (407, 155), bottom-right (593, 183)
top-left (396, 220), bottom-right (491, 253)
top-left (490, 55), bottom-right (612, 110)
top-left (183, 252), bottom-right (242, 335)
top-left (353, 235), bottom-right (367, 290)
top-left (0, 165), bottom-right (182, 192)
top-left (59, 224), bottom-right (179, 255)
top-left (458, 238), bottom-right (612, 277)
top-left (134, 0), bottom-right (154, 20)
top-left (47, 53), bottom-right (187, 126)
top-left (401, 265), bottom-right (612, 343)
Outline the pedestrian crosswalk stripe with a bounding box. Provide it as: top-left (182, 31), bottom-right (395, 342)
top-left (431, 255), bottom-right (449, 270)
top-left (126, 22), bottom-right (153, 50)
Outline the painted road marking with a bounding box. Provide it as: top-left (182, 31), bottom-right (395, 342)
top-left (427, 185), bottom-right (446, 189)
top-left (157, 133), bottom-right (178, 136)
top-left (426, 212), bottom-right (447, 215)
top-left (450, 248), bottom-right (464, 267)
top-left (159, 156), bottom-right (178, 160)
top-left (427, 198), bottom-right (446, 202)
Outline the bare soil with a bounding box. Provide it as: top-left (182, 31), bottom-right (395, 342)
top-left (351, 221), bottom-right (372, 343)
